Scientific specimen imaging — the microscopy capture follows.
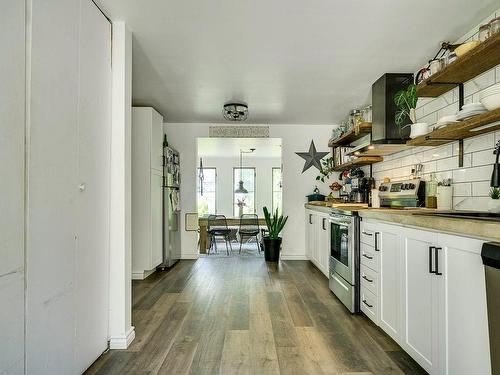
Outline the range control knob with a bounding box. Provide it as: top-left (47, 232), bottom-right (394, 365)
top-left (408, 183), bottom-right (416, 189)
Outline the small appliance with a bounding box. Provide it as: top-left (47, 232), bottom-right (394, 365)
top-left (378, 178), bottom-right (426, 208)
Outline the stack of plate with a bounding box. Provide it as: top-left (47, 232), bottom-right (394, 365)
top-left (456, 102), bottom-right (488, 120)
top-left (480, 83), bottom-right (500, 111)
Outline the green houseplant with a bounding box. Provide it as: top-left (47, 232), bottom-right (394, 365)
top-left (262, 206), bottom-right (289, 262)
top-left (394, 84), bottom-right (428, 139)
top-left (488, 187), bottom-right (500, 213)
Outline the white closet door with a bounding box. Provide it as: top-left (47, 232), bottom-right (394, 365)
top-left (26, 0), bottom-right (80, 373)
top-left (75, 0), bottom-right (112, 372)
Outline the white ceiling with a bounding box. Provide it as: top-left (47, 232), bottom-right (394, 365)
top-left (197, 137), bottom-right (282, 158)
top-left (98, 0), bottom-right (499, 124)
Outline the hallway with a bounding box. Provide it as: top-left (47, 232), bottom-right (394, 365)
top-left (85, 258), bottom-right (425, 374)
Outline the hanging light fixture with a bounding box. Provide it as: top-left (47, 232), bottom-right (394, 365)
top-left (235, 148), bottom-right (255, 194)
top-left (223, 102), bottom-right (248, 121)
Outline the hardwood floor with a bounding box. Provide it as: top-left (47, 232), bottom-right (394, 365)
top-left (85, 257), bottom-right (427, 375)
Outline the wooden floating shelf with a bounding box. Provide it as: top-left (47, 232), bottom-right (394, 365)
top-left (407, 107), bottom-right (500, 146)
top-left (417, 33), bottom-right (500, 98)
top-left (333, 156), bottom-right (383, 171)
top-left (328, 122), bottom-right (372, 147)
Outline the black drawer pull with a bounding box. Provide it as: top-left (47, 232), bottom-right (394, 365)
top-left (362, 253), bottom-right (373, 260)
top-left (429, 246), bottom-right (436, 274)
top-left (362, 275), bottom-right (373, 283)
top-left (362, 299), bottom-right (373, 308)
top-left (361, 231), bottom-right (373, 236)
top-left (374, 232), bottom-right (380, 251)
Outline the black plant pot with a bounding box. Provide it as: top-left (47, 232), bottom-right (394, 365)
top-left (263, 237), bottom-right (282, 262)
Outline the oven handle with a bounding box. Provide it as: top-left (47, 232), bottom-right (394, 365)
top-left (328, 218), bottom-right (350, 227)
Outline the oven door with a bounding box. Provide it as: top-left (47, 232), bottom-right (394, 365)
top-left (329, 215), bottom-right (354, 284)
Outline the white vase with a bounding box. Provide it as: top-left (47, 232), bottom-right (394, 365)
top-left (488, 199), bottom-right (500, 213)
top-left (409, 123), bottom-right (429, 139)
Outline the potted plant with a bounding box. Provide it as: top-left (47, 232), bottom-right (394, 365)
top-left (394, 84), bottom-right (428, 139)
top-left (488, 187), bottom-right (500, 213)
top-left (262, 206), bottom-right (288, 262)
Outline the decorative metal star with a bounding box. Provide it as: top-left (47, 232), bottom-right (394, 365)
top-left (295, 141), bottom-right (329, 173)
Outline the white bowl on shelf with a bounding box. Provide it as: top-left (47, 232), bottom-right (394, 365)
top-left (480, 92), bottom-right (500, 111)
top-left (409, 123), bottom-right (430, 139)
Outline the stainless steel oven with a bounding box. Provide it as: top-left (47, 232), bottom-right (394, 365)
top-left (329, 210), bottom-right (360, 313)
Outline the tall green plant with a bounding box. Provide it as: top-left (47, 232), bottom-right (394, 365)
top-left (263, 206), bottom-right (288, 240)
top-left (394, 84), bottom-right (418, 127)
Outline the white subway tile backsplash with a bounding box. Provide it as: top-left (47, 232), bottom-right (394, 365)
top-left (464, 69), bottom-right (496, 97)
top-left (423, 144), bottom-right (453, 161)
top-left (463, 133), bottom-right (496, 153)
top-left (436, 155), bottom-right (471, 172)
top-left (420, 112), bottom-right (438, 126)
top-left (452, 165), bottom-right (492, 183)
top-left (453, 197), bottom-right (490, 211)
top-left (437, 102), bottom-right (459, 120)
top-left (452, 183), bottom-right (472, 197)
top-left (472, 181), bottom-right (492, 197)
top-left (472, 148), bottom-right (496, 167)
top-left (422, 161), bottom-right (437, 174)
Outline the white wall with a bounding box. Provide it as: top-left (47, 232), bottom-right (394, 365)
top-left (0, 1), bottom-right (25, 374)
top-left (200, 155), bottom-right (281, 217)
top-left (366, 8), bottom-right (500, 211)
top-left (164, 123), bottom-right (336, 259)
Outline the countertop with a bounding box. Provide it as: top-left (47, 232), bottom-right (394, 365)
top-left (305, 203), bottom-right (500, 242)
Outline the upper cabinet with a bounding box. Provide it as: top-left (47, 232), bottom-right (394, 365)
top-left (132, 107), bottom-right (164, 172)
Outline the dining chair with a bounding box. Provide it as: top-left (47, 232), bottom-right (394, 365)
top-left (207, 215), bottom-right (233, 255)
top-left (238, 214), bottom-right (260, 254)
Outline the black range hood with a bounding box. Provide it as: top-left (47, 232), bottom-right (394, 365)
top-left (353, 73), bottom-right (414, 156)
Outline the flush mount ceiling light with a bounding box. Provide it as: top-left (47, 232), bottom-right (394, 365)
top-left (223, 102), bottom-right (248, 121)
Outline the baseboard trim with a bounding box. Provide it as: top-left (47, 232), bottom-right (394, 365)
top-left (280, 254), bottom-right (308, 260)
top-left (181, 253), bottom-right (199, 259)
top-left (109, 326), bottom-right (135, 349)
top-left (131, 268), bottom-right (155, 280)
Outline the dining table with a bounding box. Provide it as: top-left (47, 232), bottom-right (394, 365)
top-left (198, 216), bottom-right (267, 253)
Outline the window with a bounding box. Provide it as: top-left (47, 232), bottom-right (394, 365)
top-left (197, 167), bottom-right (216, 216)
top-left (272, 167), bottom-right (283, 214)
top-left (233, 167), bottom-right (255, 217)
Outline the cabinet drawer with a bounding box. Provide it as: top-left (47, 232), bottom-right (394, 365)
top-left (361, 287), bottom-right (379, 324)
top-left (360, 242), bottom-right (379, 272)
top-left (360, 222), bottom-right (378, 247)
top-left (361, 263), bottom-right (379, 296)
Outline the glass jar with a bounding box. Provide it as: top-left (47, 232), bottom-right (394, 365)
top-left (361, 105), bottom-right (372, 123)
top-left (349, 109), bottom-right (362, 129)
top-left (479, 23), bottom-right (491, 42)
top-left (490, 17), bottom-right (500, 36)
top-left (429, 59), bottom-right (443, 76)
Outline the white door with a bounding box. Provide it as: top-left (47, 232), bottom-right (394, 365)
top-left (378, 224), bottom-right (402, 343)
top-left (26, 0), bottom-right (80, 372)
top-left (436, 234), bottom-right (491, 375)
top-left (401, 227), bottom-right (439, 374)
top-left (151, 170), bottom-right (164, 268)
top-left (75, 0), bottom-right (111, 372)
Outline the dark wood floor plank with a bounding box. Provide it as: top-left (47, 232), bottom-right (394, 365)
top-left (86, 258), bottom-right (425, 375)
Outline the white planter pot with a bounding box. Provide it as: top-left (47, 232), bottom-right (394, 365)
top-left (488, 199), bottom-right (500, 213)
top-left (409, 123), bottom-right (429, 139)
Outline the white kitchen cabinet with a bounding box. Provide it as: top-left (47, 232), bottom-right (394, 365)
top-left (132, 107), bottom-right (165, 279)
top-left (401, 227), bottom-right (440, 374)
top-left (305, 210), bottom-right (329, 278)
top-left (436, 233), bottom-right (490, 375)
top-left (362, 219), bottom-right (491, 375)
top-left (378, 223), bottom-right (402, 344)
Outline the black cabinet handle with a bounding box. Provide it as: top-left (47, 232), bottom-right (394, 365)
top-left (362, 275), bottom-right (373, 283)
top-left (309, 214), bottom-right (312, 225)
top-left (322, 218), bottom-right (326, 230)
top-left (362, 299), bottom-right (373, 308)
top-left (362, 253), bottom-right (373, 260)
top-left (429, 246), bottom-right (436, 274)
top-left (435, 247), bottom-right (443, 275)
top-left (374, 232), bottom-right (380, 251)
top-left (362, 231), bottom-right (373, 236)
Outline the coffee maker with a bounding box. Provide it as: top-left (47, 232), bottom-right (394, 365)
top-left (350, 177), bottom-right (374, 203)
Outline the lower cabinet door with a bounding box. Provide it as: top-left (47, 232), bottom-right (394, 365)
top-left (436, 234), bottom-right (491, 375)
top-left (361, 286), bottom-right (378, 324)
top-left (318, 214), bottom-right (330, 277)
top-left (378, 225), bottom-right (402, 343)
top-left (401, 228), bottom-right (439, 374)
